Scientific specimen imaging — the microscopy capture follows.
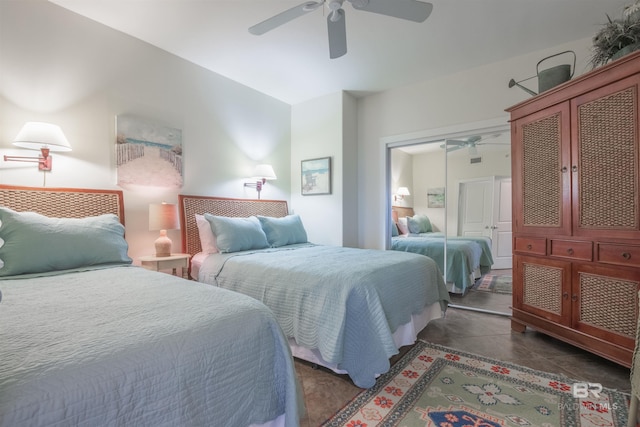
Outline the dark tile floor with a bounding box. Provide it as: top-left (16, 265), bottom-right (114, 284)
top-left (295, 271), bottom-right (633, 426)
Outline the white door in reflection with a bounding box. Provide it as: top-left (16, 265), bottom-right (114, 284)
top-left (458, 176), bottom-right (512, 269)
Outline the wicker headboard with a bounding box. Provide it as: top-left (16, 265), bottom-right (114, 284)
top-left (0, 185), bottom-right (125, 224)
top-left (391, 206), bottom-right (415, 223)
top-left (178, 195), bottom-right (289, 257)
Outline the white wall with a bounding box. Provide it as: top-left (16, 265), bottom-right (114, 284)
top-left (390, 149), bottom-right (413, 208)
top-left (0, 0), bottom-right (291, 262)
top-left (341, 92), bottom-right (358, 248)
top-left (408, 145), bottom-right (512, 234)
top-left (291, 92), bottom-right (345, 246)
top-left (356, 37), bottom-right (595, 249)
top-left (410, 149), bottom-right (447, 231)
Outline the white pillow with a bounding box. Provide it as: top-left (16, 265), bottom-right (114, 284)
top-left (397, 217), bottom-right (409, 235)
top-left (195, 214), bottom-right (218, 254)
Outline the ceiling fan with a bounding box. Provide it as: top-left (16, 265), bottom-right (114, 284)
top-left (441, 134), bottom-right (507, 154)
top-left (248, 0), bottom-right (433, 59)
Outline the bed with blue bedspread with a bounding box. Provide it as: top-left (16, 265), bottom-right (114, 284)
top-left (391, 233), bottom-right (493, 293)
top-left (179, 195), bottom-right (451, 389)
top-left (391, 207), bottom-right (494, 294)
top-left (0, 186), bottom-right (301, 427)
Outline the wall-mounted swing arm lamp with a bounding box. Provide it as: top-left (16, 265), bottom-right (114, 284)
top-left (3, 122), bottom-right (72, 171)
top-left (394, 186), bottom-right (410, 202)
top-left (244, 164), bottom-right (277, 199)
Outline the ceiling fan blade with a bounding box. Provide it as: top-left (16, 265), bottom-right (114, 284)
top-left (445, 139), bottom-right (467, 146)
top-left (443, 140), bottom-right (464, 152)
top-left (327, 9), bottom-right (347, 59)
top-left (249, 1), bottom-right (322, 35)
top-left (351, 0), bottom-right (433, 23)
top-left (467, 135), bottom-right (482, 144)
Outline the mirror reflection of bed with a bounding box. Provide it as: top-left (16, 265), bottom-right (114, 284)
top-left (388, 125), bottom-right (512, 316)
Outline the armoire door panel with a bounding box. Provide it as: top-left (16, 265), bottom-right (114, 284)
top-left (572, 263), bottom-right (639, 349)
top-left (512, 102), bottom-right (572, 236)
top-left (571, 74), bottom-right (640, 239)
top-left (514, 255), bottom-right (571, 325)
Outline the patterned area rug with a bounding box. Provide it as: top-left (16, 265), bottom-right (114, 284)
top-left (472, 274), bottom-right (512, 294)
top-left (321, 341), bottom-right (630, 427)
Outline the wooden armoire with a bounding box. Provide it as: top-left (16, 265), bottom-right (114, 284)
top-left (506, 50), bottom-right (640, 367)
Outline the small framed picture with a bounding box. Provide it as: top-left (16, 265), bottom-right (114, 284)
top-left (301, 157), bottom-right (331, 195)
top-left (427, 187), bottom-right (445, 208)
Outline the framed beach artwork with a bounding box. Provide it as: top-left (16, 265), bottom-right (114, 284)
top-left (301, 157), bottom-right (331, 195)
top-left (427, 187), bottom-right (445, 208)
top-left (115, 114), bottom-right (183, 189)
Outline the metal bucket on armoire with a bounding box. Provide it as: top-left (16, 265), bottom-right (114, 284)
top-left (508, 50), bottom-right (576, 96)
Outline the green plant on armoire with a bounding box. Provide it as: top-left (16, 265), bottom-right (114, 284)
top-left (591, 0), bottom-right (640, 67)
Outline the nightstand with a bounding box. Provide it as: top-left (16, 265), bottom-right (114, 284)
top-left (139, 253), bottom-right (191, 279)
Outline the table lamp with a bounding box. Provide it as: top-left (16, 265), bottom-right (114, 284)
top-left (149, 202), bottom-right (180, 257)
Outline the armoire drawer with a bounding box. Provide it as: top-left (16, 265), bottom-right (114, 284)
top-left (514, 237), bottom-right (546, 255)
top-left (550, 239), bottom-right (592, 261)
top-left (598, 243), bottom-right (640, 268)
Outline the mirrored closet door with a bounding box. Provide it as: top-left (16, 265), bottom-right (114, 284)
top-left (388, 122), bottom-right (512, 315)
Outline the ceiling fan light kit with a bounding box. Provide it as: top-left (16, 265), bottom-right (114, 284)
top-left (249, 0), bottom-right (433, 59)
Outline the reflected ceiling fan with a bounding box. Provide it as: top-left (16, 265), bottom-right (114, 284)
top-left (248, 0), bottom-right (433, 59)
top-left (441, 134), bottom-right (507, 154)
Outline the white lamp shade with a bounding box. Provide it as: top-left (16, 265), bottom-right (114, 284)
top-left (252, 164), bottom-right (277, 180)
top-left (397, 187), bottom-right (411, 196)
top-left (149, 203), bottom-right (180, 231)
top-left (13, 122), bottom-right (72, 152)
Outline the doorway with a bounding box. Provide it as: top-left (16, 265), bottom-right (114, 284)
top-left (457, 176), bottom-right (512, 270)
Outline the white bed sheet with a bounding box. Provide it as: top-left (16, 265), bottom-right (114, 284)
top-left (289, 302), bottom-right (443, 375)
top-left (191, 250), bottom-right (208, 279)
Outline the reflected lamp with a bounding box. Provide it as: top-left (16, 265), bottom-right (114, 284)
top-left (394, 186), bottom-right (411, 202)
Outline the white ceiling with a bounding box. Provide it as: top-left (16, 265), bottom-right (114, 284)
top-left (49, 0), bottom-right (627, 105)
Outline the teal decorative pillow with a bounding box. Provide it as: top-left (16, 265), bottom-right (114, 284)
top-left (0, 208), bottom-right (132, 277)
top-left (407, 215), bottom-right (432, 233)
top-left (204, 214), bottom-right (269, 253)
top-left (391, 221), bottom-right (399, 237)
top-left (258, 215), bottom-right (308, 247)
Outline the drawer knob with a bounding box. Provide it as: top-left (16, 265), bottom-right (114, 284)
top-left (527, 244), bottom-right (532, 250)
top-left (567, 248), bottom-right (574, 255)
top-left (622, 252), bottom-right (632, 260)
top-left (571, 294), bottom-right (578, 302)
